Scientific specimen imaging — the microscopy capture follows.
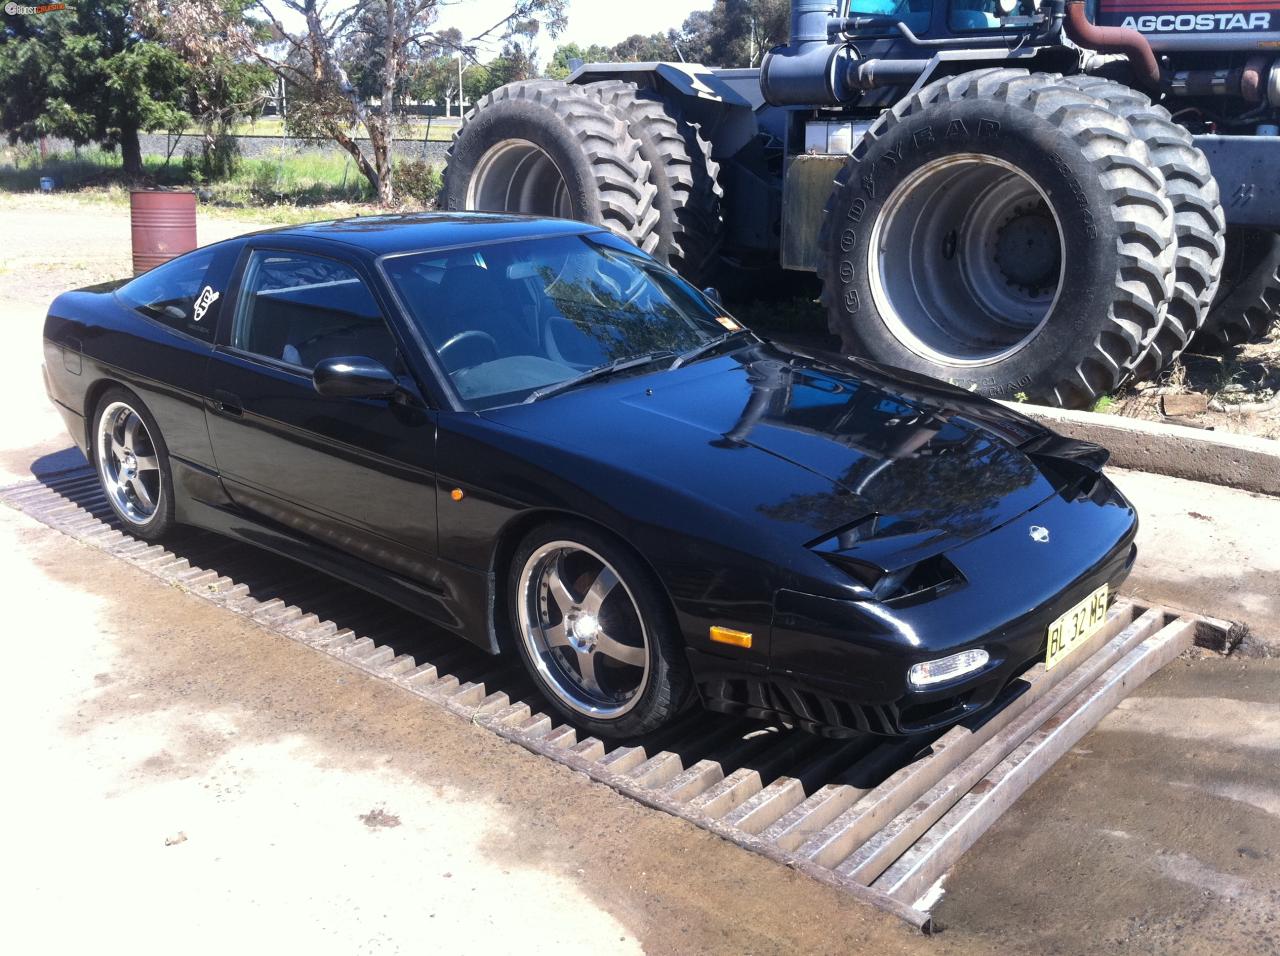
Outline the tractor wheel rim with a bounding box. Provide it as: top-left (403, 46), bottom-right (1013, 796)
top-left (467, 139), bottom-right (574, 219)
top-left (95, 400), bottom-right (162, 526)
top-left (517, 541), bottom-right (650, 719)
top-left (868, 153), bottom-right (1066, 367)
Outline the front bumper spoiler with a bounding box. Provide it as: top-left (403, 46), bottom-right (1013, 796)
top-left (694, 477), bottom-right (1139, 736)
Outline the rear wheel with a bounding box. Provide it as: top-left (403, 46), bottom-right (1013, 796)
top-left (509, 521), bottom-right (691, 739)
top-left (442, 80), bottom-right (659, 251)
top-left (819, 69), bottom-right (1176, 408)
top-left (1061, 76), bottom-right (1226, 380)
top-left (91, 388), bottom-right (176, 540)
top-left (1197, 227), bottom-right (1280, 347)
top-left (583, 79), bottom-right (724, 281)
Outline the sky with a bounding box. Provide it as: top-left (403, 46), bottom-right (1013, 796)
top-left (434, 0), bottom-right (703, 60)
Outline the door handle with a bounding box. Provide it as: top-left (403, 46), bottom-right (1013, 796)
top-left (213, 389), bottom-right (243, 417)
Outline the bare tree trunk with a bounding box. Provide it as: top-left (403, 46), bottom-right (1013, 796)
top-left (120, 126), bottom-right (144, 177)
top-left (330, 126), bottom-right (381, 197)
top-left (376, 0), bottom-right (398, 206)
top-left (368, 121), bottom-right (393, 206)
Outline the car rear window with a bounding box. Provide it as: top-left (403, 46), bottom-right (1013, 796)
top-left (117, 247), bottom-right (220, 342)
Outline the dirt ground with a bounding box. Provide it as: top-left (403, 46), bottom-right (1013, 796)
top-left (4, 195), bottom-right (1280, 955)
top-left (1113, 332), bottom-right (1280, 442)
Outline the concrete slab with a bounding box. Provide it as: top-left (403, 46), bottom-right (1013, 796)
top-left (0, 500), bottom-right (929, 954)
top-left (1110, 468), bottom-right (1280, 651)
top-left (1003, 401), bottom-right (1280, 498)
top-left (934, 657), bottom-right (1280, 954)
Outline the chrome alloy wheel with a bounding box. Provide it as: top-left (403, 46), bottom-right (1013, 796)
top-left (869, 153), bottom-right (1066, 367)
top-left (95, 400), bottom-right (162, 526)
top-left (466, 139), bottom-right (574, 219)
top-left (516, 541), bottom-right (650, 719)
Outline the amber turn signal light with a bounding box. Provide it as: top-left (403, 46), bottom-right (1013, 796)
top-left (709, 625), bottom-right (752, 649)
top-left (450, 488), bottom-right (465, 501)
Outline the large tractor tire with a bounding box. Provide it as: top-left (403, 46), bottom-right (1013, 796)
top-left (582, 79), bottom-right (724, 282)
top-left (1062, 76), bottom-right (1226, 380)
top-left (818, 69), bottom-right (1177, 409)
top-left (441, 80), bottom-right (658, 250)
top-left (1197, 228), bottom-right (1280, 347)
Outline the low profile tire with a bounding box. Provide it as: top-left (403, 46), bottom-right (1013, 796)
top-left (582, 79), bottom-right (724, 281)
top-left (1198, 227), bottom-right (1280, 347)
top-left (508, 521), bottom-right (692, 739)
top-left (819, 68), bottom-right (1177, 408)
top-left (91, 387), bottom-right (176, 541)
top-left (441, 80), bottom-right (658, 249)
top-left (1062, 75), bottom-right (1226, 380)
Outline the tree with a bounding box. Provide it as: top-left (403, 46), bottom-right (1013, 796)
top-left (144, 0), bottom-right (565, 204)
top-left (252, 0), bottom-right (442, 205)
top-left (135, 0), bottom-right (273, 178)
top-left (487, 39), bottom-right (538, 88)
top-left (0, 0), bottom-right (190, 176)
top-left (609, 33), bottom-right (674, 63)
top-left (462, 62), bottom-right (496, 103)
top-left (407, 27), bottom-right (467, 116)
top-left (544, 41), bottom-right (610, 80)
top-left (677, 0), bottom-right (788, 67)
top-left (410, 55), bottom-right (457, 115)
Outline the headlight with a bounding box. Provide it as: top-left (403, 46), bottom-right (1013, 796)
top-left (908, 648), bottom-right (989, 688)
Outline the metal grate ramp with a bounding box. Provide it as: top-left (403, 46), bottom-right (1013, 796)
top-left (2, 468), bottom-right (1234, 931)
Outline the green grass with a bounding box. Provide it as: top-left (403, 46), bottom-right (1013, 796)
top-left (0, 146), bottom-right (189, 191)
top-left (0, 144), bottom-right (444, 215)
top-left (213, 149), bottom-right (376, 205)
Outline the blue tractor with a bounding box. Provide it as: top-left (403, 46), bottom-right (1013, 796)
top-left (442, 0), bottom-right (1280, 407)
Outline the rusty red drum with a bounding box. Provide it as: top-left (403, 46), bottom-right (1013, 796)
top-left (129, 190), bottom-right (197, 275)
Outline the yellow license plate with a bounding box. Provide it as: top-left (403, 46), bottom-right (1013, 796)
top-left (1045, 584), bottom-right (1110, 670)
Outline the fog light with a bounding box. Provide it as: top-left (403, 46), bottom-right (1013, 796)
top-left (908, 649), bottom-right (989, 689)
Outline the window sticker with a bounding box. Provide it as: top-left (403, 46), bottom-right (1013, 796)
top-left (193, 286), bottom-right (220, 322)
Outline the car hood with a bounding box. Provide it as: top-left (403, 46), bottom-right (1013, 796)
top-left (482, 342), bottom-right (1059, 568)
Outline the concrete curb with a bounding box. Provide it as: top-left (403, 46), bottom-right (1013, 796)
top-left (999, 402), bottom-right (1280, 497)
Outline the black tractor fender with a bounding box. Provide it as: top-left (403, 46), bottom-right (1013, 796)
top-left (566, 62), bottom-right (761, 161)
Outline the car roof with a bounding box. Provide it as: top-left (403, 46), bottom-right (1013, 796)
top-left (244, 212), bottom-right (603, 256)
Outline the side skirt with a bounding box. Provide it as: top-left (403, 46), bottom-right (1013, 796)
top-left (180, 494), bottom-right (498, 654)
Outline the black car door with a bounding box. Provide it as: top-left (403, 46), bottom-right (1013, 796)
top-left (90, 242), bottom-right (240, 476)
top-left (205, 243), bottom-right (439, 585)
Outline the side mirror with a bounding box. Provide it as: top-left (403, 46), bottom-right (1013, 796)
top-left (312, 356), bottom-right (400, 399)
top-left (702, 286), bottom-right (723, 306)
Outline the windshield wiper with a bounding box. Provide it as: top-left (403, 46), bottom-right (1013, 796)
top-left (669, 328), bottom-right (755, 370)
top-left (523, 351), bottom-right (677, 403)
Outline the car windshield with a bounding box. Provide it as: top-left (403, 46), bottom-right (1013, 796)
top-left (381, 233), bottom-right (740, 409)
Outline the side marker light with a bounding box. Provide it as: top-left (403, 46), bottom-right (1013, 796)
top-left (710, 626), bottom-right (753, 649)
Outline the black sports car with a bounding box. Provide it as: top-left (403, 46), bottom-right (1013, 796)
top-left (42, 214), bottom-right (1137, 738)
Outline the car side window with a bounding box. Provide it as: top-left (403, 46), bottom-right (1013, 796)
top-left (117, 247), bottom-right (220, 342)
top-left (232, 250), bottom-right (401, 372)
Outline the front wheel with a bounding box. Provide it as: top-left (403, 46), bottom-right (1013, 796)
top-left (509, 521), bottom-right (691, 739)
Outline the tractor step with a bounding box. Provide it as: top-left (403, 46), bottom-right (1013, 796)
top-left (2, 468), bottom-right (1235, 932)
